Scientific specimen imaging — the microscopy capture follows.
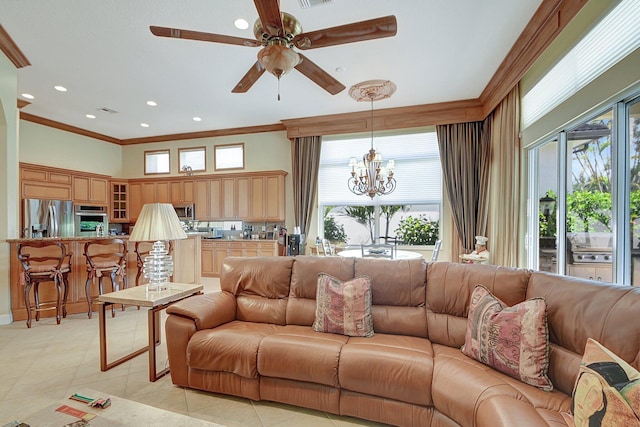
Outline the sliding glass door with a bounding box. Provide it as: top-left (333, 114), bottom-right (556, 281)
top-left (527, 96), bottom-right (640, 286)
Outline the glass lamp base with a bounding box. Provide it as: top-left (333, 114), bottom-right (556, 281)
top-left (143, 241), bottom-right (174, 292)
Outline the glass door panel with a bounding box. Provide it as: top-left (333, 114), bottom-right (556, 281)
top-left (629, 100), bottom-right (640, 286)
top-left (538, 139), bottom-right (559, 273)
top-left (565, 110), bottom-right (613, 282)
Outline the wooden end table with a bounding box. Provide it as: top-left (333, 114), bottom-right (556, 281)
top-left (98, 282), bottom-right (203, 382)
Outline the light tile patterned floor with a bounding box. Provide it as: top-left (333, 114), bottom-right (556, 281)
top-left (0, 278), bottom-right (387, 426)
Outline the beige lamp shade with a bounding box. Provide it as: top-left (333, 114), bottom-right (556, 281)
top-left (129, 203), bottom-right (188, 242)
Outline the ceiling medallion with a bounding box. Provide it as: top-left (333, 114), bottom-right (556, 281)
top-left (347, 80), bottom-right (397, 199)
top-left (348, 79), bottom-right (397, 102)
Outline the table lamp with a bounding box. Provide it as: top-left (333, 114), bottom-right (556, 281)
top-left (129, 203), bottom-right (187, 291)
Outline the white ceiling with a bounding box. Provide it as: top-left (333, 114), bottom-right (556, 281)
top-left (2, 0), bottom-right (542, 140)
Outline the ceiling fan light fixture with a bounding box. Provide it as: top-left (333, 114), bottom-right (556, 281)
top-left (257, 44), bottom-right (301, 78)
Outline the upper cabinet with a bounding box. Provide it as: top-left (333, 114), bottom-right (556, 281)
top-left (250, 174), bottom-right (285, 221)
top-left (110, 181), bottom-right (129, 223)
top-left (73, 175), bottom-right (109, 205)
top-left (170, 180), bottom-right (194, 204)
top-left (21, 164), bottom-right (72, 201)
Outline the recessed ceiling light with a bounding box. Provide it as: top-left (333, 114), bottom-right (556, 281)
top-left (86, 114), bottom-right (96, 119)
top-left (234, 18), bottom-right (249, 30)
top-left (140, 123), bottom-right (150, 128)
top-left (54, 85), bottom-right (67, 92)
top-left (146, 100), bottom-right (157, 106)
top-left (21, 93), bottom-right (35, 99)
top-left (193, 116), bottom-right (202, 122)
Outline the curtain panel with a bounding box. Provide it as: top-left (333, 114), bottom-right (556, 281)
top-left (487, 85), bottom-right (521, 267)
top-left (436, 120), bottom-right (491, 253)
top-left (290, 136), bottom-right (322, 237)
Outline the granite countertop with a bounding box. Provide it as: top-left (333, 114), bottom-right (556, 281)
top-left (6, 235), bottom-right (130, 243)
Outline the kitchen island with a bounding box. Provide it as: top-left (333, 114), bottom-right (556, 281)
top-left (6, 234), bottom-right (201, 323)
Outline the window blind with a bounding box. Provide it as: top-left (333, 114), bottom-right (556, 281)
top-left (522, 0), bottom-right (640, 128)
top-left (319, 132), bottom-right (441, 206)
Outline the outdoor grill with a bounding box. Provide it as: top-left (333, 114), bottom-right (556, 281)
top-left (568, 232), bottom-right (613, 264)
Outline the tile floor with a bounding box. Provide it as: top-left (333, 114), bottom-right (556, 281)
top-left (0, 278), bottom-right (386, 426)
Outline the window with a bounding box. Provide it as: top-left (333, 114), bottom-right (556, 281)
top-left (144, 150), bottom-right (170, 175)
top-left (318, 132), bottom-right (441, 246)
top-left (522, 0), bottom-right (640, 127)
top-left (179, 147), bottom-right (206, 173)
top-left (214, 143), bottom-right (244, 170)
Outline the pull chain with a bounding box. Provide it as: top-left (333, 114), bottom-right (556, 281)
top-left (277, 77), bottom-right (281, 101)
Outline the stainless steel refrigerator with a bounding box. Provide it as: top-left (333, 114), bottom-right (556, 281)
top-left (22, 199), bottom-right (74, 238)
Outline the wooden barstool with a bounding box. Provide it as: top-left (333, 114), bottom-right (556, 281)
top-left (17, 241), bottom-right (72, 328)
top-left (134, 240), bottom-right (173, 287)
top-left (84, 239), bottom-right (128, 319)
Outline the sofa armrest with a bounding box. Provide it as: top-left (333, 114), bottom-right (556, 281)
top-left (166, 291), bottom-right (236, 330)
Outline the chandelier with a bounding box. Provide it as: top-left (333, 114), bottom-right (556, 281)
top-left (347, 80), bottom-right (397, 198)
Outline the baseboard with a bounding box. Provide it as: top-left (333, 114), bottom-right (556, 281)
top-left (0, 313), bottom-right (13, 325)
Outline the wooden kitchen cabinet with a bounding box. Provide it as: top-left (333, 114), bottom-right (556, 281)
top-left (110, 181), bottom-right (129, 222)
top-left (73, 175), bottom-right (109, 205)
top-left (222, 177), bottom-right (250, 220)
top-left (20, 163), bottom-right (73, 201)
top-left (250, 174), bottom-right (285, 221)
top-left (202, 239), bottom-right (279, 277)
top-left (170, 180), bottom-right (194, 204)
top-left (201, 240), bottom-right (215, 275)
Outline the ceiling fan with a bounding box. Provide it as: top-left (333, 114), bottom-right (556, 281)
top-left (149, 0), bottom-right (397, 96)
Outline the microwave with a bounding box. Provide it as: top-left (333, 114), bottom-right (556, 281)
top-left (173, 203), bottom-right (195, 221)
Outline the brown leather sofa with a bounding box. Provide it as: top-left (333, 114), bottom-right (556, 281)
top-left (165, 256), bottom-right (640, 426)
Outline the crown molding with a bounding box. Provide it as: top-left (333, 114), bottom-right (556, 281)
top-left (119, 123), bottom-right (286, 145)
top-left (20, 112), bottom-right (121, 144)
top-left (0, 23), bottom-right (30, 68)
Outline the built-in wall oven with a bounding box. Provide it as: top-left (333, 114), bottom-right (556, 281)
top-left (74, 205), bottom-right (108, 236)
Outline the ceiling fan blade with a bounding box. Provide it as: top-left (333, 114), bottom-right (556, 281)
top-left (232, 61), bottom-right (266, 93)
top-left (253, 0), bottom-right (284, 36)
top-left (150, 26), bottom-right (260, 47)
top-left (293, 15), bottom-right (397, 50)
top-left (295, 54), bottom-right (345, 95)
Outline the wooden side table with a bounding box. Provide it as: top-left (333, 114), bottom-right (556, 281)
top-left (98, 282), bottom-right (203, 381)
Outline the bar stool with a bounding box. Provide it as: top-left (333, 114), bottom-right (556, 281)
top-left (84, 239), bottom-right (128, 319)
top-left (134, 240), bottom-right (173, 287)
top-left (17, 241), bottom-right (72, 328)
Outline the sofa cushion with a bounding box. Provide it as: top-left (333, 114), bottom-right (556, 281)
top-left (562, 338), bottom-right (640, 427)
top-left (355, 257), bottom-right (428, 338)
top-left (258, 325), bottom-right (348, 387)
top-left (287, 256), bottom-right (355, 326)
top-left (432, 344), bottom-right (570, 427)
top-left (187, 320), bottom-right (283, 379)
top-left (339, 334), bottom-right (434, 406)
top-left (462, 285), bottom-right (553, 391)
top-left (313, 273), bottom-right (373, 337)
top-left (426, 262), bottom-right (530, 349)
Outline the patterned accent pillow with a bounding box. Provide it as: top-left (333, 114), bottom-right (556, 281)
top-left (313, 273), bottom-right (373, 337)
top-left (461, 284), bottom-right (553, 391)
top-left (562, 338), bottom-right (640, 427)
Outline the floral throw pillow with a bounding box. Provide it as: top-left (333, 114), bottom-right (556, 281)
top-left (461, 284), bottom-right (553, 391)
top-left (561, 338), bottom-right (640, 427)
top-left (313, 273), bottom-right (373, 337)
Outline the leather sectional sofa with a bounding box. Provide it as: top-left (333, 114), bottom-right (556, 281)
top-left (165, 256), bottom-right (640, 426)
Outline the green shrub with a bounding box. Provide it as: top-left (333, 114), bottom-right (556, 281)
top-left (323, 215), bottom-right (347, 244)
top-left (394, 216), bottom-right (439, 245)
